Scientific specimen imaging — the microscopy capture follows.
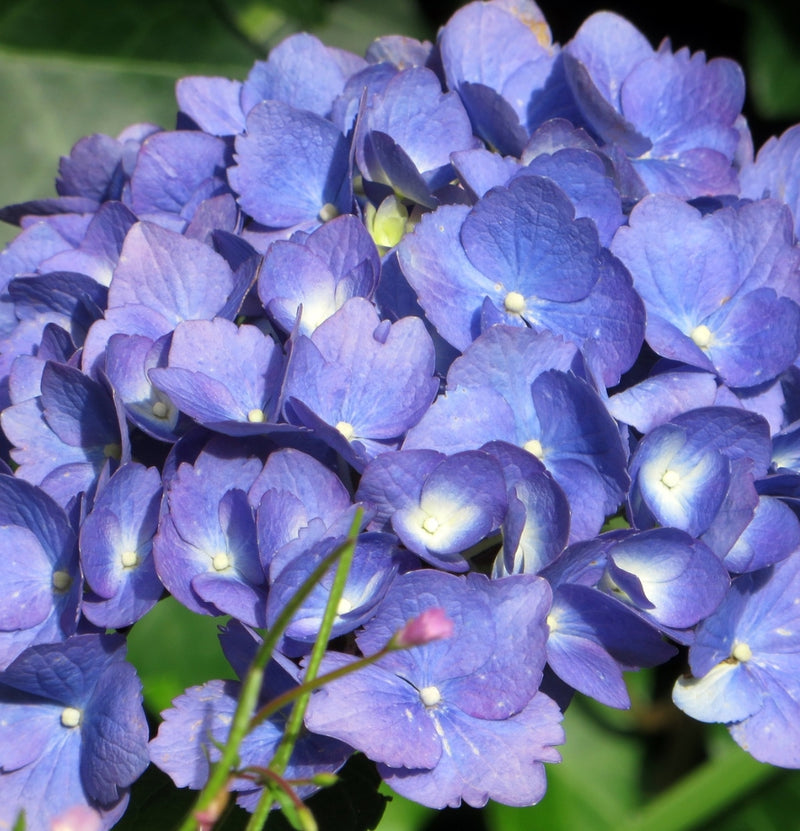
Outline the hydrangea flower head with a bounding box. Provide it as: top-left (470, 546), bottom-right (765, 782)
top-left (2, 0), bottom-right (800, 823)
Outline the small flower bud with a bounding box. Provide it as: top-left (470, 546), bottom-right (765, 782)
top-left (194, 790), bottom-right (229, 831)
top-left (391, 607), bottom-right (454, 649)
top-left (51, 805), bottom-right (102, 831)
top-left (310, 772), bottom-right (339, 787)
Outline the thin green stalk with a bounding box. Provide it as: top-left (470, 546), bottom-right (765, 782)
top-left (176, 510), bottom-right (363, 831)
top-left (250, 645), bottom-right (392, 729)
top-left (175, 661), bottom-right (265, 831)
top-left (268, 509), bottom-right (362, 776)
top-left (243, 773), bottom-right (312, 831)
top-left (244, 787), bottom-right (276, 831)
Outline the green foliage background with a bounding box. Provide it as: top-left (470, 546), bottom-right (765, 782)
top-left (1, 1), bottom-right (799, 828)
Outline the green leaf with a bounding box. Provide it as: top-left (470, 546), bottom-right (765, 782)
top-left (619, 735), bottom-right (777, 831)
top-left (0, 49), bottom-right (179, 247)
top-left (126, 595), bottom-right (235, 715)
top-left (737, 0), bottom-right (800, 120)
top-left (698, 766), bottom-right (800, 831)
top-left (0, 0), bottom-right (261, 65)
top-left (310, 0), bottom-right (427, 55)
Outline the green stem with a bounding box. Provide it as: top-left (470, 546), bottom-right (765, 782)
top-left (267, 510), bottom-right (362, 776)
top-left (175, 662), bottom-right (264, 831)
top-left (250, 645), bottom-right (392, 729)
top-left (241, 773), bottom-right (318, 831)
top-left (175, 510), bottom-right (363, 831)
top-left (242, 771), bottom-right (308, 831)
top-left (244, 787), bottom-right (275, 831)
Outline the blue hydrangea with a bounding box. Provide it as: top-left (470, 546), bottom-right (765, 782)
top-left (0, 634), bottom-right (149, 830)
top-left (3, 0), bottom-right (800, 824)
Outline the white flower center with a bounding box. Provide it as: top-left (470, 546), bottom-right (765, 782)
top-left (422, 516), bottom-right (440, 534)
top-left (318, 202), bottom-right (339, 222)
top-left (61, 706), bottom-right (82, 728)
top-left (103, 442), bottom-right (122, 460)
top-left (152, 400), bottom-right (169, 419)
top-left (335, 421), bottom-right (355, 441)
top-left (120, 550), bottom-right (139, 568)
top-left (419, 685), bottom-right (442, 708)
top-left (247, 408), bottom-right (266, 423)
top-left (504, 291), bottom-right (526, 315)
top-left (690, 324), bottom-right (713, 349)
top-left (336, 597), bottom-right (353, 615)
top-left (212, 552), bottom-right (231, 572)
top-left (52, 570), bottom-right (72, 592)
top-left (661, 469), bottom-right (681, 489)
top-left (731, 642), bottom-right (752, 662)
top-left (524, 438), bottom-right (544, 459)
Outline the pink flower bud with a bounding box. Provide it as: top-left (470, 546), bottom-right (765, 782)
top-left (51, 806), bottom-right (102, 831)
top-left (194, 789), bottom-right (230, 831)
top-left (392, 607), bottom-right (454, 648)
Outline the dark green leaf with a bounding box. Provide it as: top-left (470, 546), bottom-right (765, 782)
top-left (738, 0), bottom-right (800, 120)
top-left (0, 0), bottom-right (260, 66)
top-left (699, 766), bottom-right (800, 831)
top-left (619, 734), bottom-right (777, 831)
top-left (374, 788), bottom-right (433, 831)
top-left (115, 763), bottom-right (251, 831)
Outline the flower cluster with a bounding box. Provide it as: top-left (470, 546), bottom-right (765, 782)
top-left (2, 0), bottom-right (800, 827)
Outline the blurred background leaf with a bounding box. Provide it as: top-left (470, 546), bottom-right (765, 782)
top-left (0, 0), bottom-right (428, 246)
top-left (696, 764), bottom-right (800, 831)
top-left (0, 0), bottom-right (261, 66)
top-left (0, 51), bottom-right (181, 246)
top-left (735, 0), bottom-right (800, 120)
top-left (126, 595), bottom-right (235, 715)
top-left (2, 0), bottom-right (797, 250)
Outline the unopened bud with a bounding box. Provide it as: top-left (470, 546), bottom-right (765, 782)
top-left (194, 790), bottom-right (229, 831)
top-left (51, 806), bottom-right (102, 831)
top-left (391, 607), bottom-right (454, 649)
top-left (311, 772), bottom-right (339, 787)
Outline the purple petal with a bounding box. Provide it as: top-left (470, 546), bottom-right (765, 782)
top-left (0, 525), bottom-right (54, 630)
top-left (462, 176), bottom-right (599, 304)
top-left (108, 221), bottom-right (236, 324)
top-left (379, 692), bottom-right (563, 809)
top-left (230, 101), bottom-right (351, 227)
top-left (176, 76), bottom-right (246, 136)
top-left (305, 652), bottom-right (442, 770)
